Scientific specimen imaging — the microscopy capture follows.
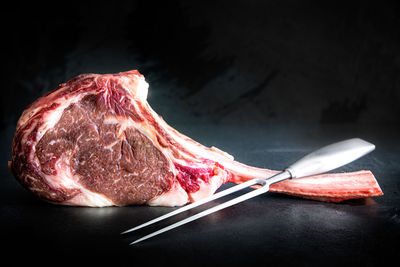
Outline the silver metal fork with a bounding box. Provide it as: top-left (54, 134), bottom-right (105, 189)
top-left (121, 138), bottom-right (375, 245)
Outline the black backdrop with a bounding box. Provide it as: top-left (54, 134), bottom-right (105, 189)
top-left (2, 1), bottom-right (400, 265)
top-left (3, 1), bottom-right (400, 129)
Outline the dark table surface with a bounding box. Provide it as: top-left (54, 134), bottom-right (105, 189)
top-left (1, 122), bottom-right (399, 266)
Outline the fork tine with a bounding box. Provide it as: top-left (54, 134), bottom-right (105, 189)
top-left (121, 178), bottom-right (260, 235)
top-left (129, 179), bottom-right (269, 245)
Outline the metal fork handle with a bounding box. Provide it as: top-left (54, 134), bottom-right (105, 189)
top-left (286, 138), bottom-right (375, 178)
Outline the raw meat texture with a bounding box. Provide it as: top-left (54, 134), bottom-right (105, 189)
top-left (9, 70), bottom-right (383, 207)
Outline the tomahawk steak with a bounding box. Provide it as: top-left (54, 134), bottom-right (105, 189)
top-left (9, 70), bottom-right (383, 206)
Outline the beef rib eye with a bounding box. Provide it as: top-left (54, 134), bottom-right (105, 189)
top-left (9, 70), bottom-right (383, 207)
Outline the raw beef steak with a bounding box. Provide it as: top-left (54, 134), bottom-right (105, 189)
top-left (9, 70), bottom-right (383, 206)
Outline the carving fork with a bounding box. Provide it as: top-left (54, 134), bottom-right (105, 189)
top-left (121, 138), bottom-right (375, 245)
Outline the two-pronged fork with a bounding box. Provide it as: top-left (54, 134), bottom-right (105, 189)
top-left (121, 138), bottom-right (375, 245)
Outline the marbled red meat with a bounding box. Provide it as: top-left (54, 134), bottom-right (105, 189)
top-left (9, 70), bottom-right (383, 206)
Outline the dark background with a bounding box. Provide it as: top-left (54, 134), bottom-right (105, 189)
top-left (1, 1), bottom-right (400, 266)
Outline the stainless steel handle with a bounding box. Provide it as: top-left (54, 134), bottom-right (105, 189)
top-left (285, 138), bottom-right (375, 178)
